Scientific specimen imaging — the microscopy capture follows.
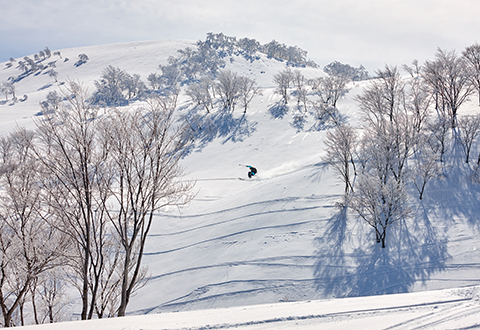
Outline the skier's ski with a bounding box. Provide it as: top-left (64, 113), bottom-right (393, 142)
top-left (238, 176), bottom-right (260, 181)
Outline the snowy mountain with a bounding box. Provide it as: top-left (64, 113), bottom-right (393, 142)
top-left (1, 37), bottom-right (480, 329)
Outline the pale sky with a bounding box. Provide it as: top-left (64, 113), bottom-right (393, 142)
top-left (1, 0), bottom-right (480, 73)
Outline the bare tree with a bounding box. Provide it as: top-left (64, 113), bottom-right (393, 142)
top-left (292, 70), bottom-right (308, 111)
top-left (273, 68), bottom-right (293, 104)
top-left (44, 47), bottom-right (51, 58)
top-left (23, 57), bottom-right (36, 72)
top-left (312, 75), bottom-right (350, 109)
top-left (403, 60), bottom-right (432, 133)
top-left (238, 76), bottom-right (261, 113)
top-left (17, 61), bottom-right (28, 73)
top-left (0, 83), bottom-right (6, 101)
top-left (356, 65), bottom-right (405, 124)
top-left (356, 65), bottom-right (416, 182)
top-left (413, 139), bottom-right (443, 200)
top-left (426, 112), bottom-right (451, 163)
top-left (351, 171), bottom-right (411, 248)
top-left (147, 73), bottom-right (162, 91)
top-left (422, 48), bottom-right (474, 128)
top-left (33, 81), bottom-right (113, 320)
top-left (1, 82), bottom-right (15, 101)
top-left (101, 96), bottom-right (195, 316)
top-left (457, 114), bottom-right (480, 163)
top-left (92, 66), bottom-right (127, 106)
top-left (352, 72), bottom-right (417, 247)
top-left (122, 73), bottom-right (146, 100)
top-left (352, 124), bottom-right (412, 248)
top-left (92, 66), bottom-right (146, 105)
top-left (462, 43), bottom-right (480, 105)
top-left (31, 268), bottom-right (70, 324)
top-left (186, 76), bottom-right (215, 113)
top-left (215, 70), bottom-right (240, 111)
top-left (310, 74), bottom-right (349, 127)
top-left (47, 69), bottom-right (58, 83)
top-left (91, 231), bottom-right (122, 319)
top-left (0, 129), bottom-right (66, 327)
top-left (323, 124), bottom-right (358, 197)
top-left (311, 101), bottom-right (341, 126)
top-left (74, 54), bottom-right (89, 67)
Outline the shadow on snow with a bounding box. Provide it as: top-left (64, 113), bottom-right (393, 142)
top-left (268, 101), bottom-right (347, 133)
top-left (268, 102), bottom-right (289, 120)
top-left (425, 144), bottom-right (480, 233)
top-left (182, 106), bottom-right (257, 154)
top-left (313, 144), bottom-right (480, 299)
top-left (313, 203), bottom-right (450, 298)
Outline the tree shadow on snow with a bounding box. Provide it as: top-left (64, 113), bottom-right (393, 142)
top-left (268, 102), bottom-right (289, 119)
top-left (182, 107), bottom-right (257, 155)
top-left (38, 83), bottom-right (53, 91)
top-left (313, 142), bottom-right (480, 299)
top-left (313, 206), bottom-right (352, 298)
top-left (307, 113), bottom-right (348, 132)
top-left (313, 201), bottom-right (449, 298)
top-left (422, 144), bottom-right (480, 233)
top-left (291, 112), bottom-right (308, 132)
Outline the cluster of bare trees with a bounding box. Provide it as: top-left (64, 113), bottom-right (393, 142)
top-left (323, 45), bottom-right (480, 248)
top-left (323, 61), bottom-right (369, 81)
top-left (91, 66), bottom-right (147, 106)
top-left (154, 33), bottom-right (317, 96)
top-left (186, 69), bottom-right (261, 113)
top-left (5, 49), bottom-right (61, 71)
top-left (8, 48), bottom-right (59, 75)
top-left (197, 33), bottom-right (318, 67)
top-left (0, 81), bottom-right (194, 326)
top-left (272, 67), bottom-right (352, 125)
top-left (2, 47), bottom-right (64, 104)
top-left (7, 51), bottom-right (61, 81)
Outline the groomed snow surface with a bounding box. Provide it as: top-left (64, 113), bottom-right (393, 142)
top-left (16, 287), bottom-right (480, 329)
top-left (1, 40), bottom-right (480, 329)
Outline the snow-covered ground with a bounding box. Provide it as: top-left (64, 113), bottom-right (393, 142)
top-left (1, 39), bottom-right (480, 329)
top-left (16, 286), bottom-right (480, 329)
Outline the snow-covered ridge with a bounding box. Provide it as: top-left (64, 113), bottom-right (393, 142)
top-left (0, 40), bottom-right (196, 134)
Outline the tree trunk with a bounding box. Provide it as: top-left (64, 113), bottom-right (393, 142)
top-left (32, 289), bottom-right (39, 325)
top-left (20, 301), bottom-right (24, 326)
top-left (81, 248), bottom-right (89, 320)
top-left (381, 229), bottom-right (387, 248)
top-left (419, 184), bottom-right (425, 200)
top-left (117, 247), bottom-right (131, 317)
top-left (3, 313), bottom-right (11, 328)
top-left (48, 305), bottom-right (54, 323)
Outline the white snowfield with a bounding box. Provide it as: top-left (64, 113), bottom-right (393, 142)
top-left (1, 39), bottom-right (480, 329)
top-left (17, 286), bottom-right (480, 329)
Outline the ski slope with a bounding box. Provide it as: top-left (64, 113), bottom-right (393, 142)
top-left (17, 286), bottom-right (480, 329)
top-left (1, 39), bottom-right (480, 329)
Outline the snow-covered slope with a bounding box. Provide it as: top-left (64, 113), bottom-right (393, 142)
top-left (0, 40), bottom-right (195, 133)
top-left (1, 39), bottom-right (480, 329)
top-left (17, 286), bottom-right (480, 329)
